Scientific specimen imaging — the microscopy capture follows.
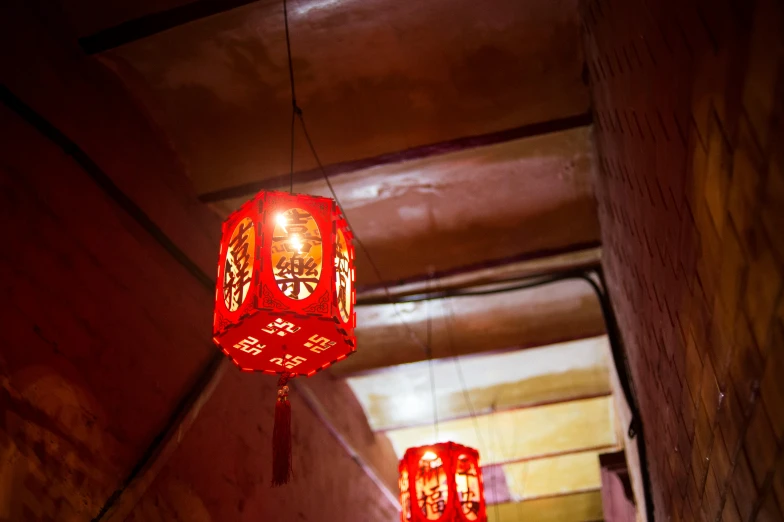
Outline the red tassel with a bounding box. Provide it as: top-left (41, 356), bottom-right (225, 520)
top-left (272, 374), bottom-right (292, 486)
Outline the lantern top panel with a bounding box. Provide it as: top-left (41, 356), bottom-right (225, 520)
top-left (401, 442), bottom-right (480, 462)
top-left (226, 190), bottom-right (344, 221)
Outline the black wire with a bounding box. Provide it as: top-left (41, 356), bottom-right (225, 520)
top-left (282, 1), bottom-right (430, 357)
top-left (366, 269), bottom-right (656, 521)
top-left (443, 298), bottom-right (500, 521)
top-left (289, 109), bottom-right (296, 194)
top-left (283, 0), bottom-right (298, 110)
top-left (283, 0), bottom-right (300, 194)
top-left (361, 272), bottom-right (643, 430)
top-left (425, 278), bottom-right (439, 441)
top-left (578, 272), bottom-right (655, 522)
top-left (278, 4), bottom-right (653, 517)
top-left (356, 272), bottom-right (584, 306)
top-left (297, 113), bottom-right (432, 357)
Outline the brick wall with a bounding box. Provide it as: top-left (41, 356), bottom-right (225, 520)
top-left (582, 0), bottom-right (784, 520)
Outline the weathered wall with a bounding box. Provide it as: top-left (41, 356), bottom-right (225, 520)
top-left (0, 100), bottom-right (217, 521)
top-left (0, 1), bottom-right (398, 520)
top-left (583, 0), bottom-right (784, 520)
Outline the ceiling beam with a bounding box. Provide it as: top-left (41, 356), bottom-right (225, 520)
top-left (483, 448), bottom-right (610, 506)
top-left (79, 0), bottom-right (268, 54)
top-left (502, 450), bottom-right (606, 501)
top-left (356, 245), bottom-right (601, 302)
top-left (384, 396), bottom-right (617, 466)
top-left (376, 391), bottom-right (612, 433)
top-left (487, 491), bottom-right (604, 522)
top-left (337, 279), bottom-right (605, 375)
top-left (198, 113), bottom-right (592, 203)
top-left (346, 336), bottom-right (612, 431)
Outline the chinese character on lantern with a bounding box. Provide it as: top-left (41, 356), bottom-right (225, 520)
top-left (399, 443), bottom-right (487, 522)
top-left (213, 190), bottom-right (356, 485)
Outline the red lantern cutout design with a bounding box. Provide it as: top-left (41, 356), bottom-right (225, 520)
top-left (213, 191), bottom-right (356, 485)
top-left (213, 191), bottom-right (356, 377)
top-left (399, 443), bottom-right (488, 522)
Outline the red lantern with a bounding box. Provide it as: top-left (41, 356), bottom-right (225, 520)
top-left (399, 443), bottom-right (488, 522)
top-left (213, 190), bottom-right (356, 484)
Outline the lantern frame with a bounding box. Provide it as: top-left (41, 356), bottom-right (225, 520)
top-left (212, 190), bottom-right (356, 378)
top-left (399, 442), bottom-right (488, 522)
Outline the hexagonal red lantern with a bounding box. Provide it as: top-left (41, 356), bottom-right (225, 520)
top-left (399, 443), bottom-right (488, 522)
top-left (213, 190), bottom-right (356, 485)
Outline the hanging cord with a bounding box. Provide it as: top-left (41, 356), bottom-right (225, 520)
top-left (280, 0), bottom-right (431, 355)
top-left (419, 270), bottom-right (655, 522)
top-left (298, 113), bottom-right (435, 356)
top-left (283, 0), bottom-right (300, 194)
top-left (425, 274), bottom-right (439, 441)
top-left (442, 296), bottom-right (499, 521)
top-left (443, 291), bottom-right (523, 520)
top-left (288, 108), bottom-right (296, 194)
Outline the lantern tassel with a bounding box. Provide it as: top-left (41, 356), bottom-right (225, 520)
top-left (272, 374), bottom-right (292, 486)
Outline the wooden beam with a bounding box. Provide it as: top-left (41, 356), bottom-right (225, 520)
top-left (198, 114), bottom-right (592, 203)
top-left (79, 0), bottom-right (267, 54)
top-left (502, 449), bottom-right (607, 501)
top-left (347, 336), bottom-right (612, 431)
top-left (339, 280), bottom-right (605, 376)
top-left (356, 245), bottom-right (602, 301)
top-left (487, 491), bottom-right (604, 522)
top-left (385, 396), bottom-right (618, 467)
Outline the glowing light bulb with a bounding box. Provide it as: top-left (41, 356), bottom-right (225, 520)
top-left (290, 234), bottom-right (303, 253)
top-left (422, 450), bottom-right (437, 461)
top-left (276, 214), bottom-right (288, 229)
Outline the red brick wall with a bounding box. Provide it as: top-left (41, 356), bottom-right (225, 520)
top-left (582, 0), bottom-right (784, 520)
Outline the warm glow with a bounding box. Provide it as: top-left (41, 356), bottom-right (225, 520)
top-left (270, 207), bottom-right (323, 300)
top-left (214, 191), bottom-right (356, 377)
top-left (416, 451), bottom-right (448, 520)
top-left (335, 228), bottom-right (352, 322)
top-left (290, 234), bottom-right (303, 253)
top-left (399, 443), bottom-right (486, 521)
top-left (399, 468), bottom-right (412, 520)
top-left (455, 455), bottom-right (481, 520)
top-left (222, 217), bottom-right (255, 312)
top-left (455, 473), bottom-right (468, 493)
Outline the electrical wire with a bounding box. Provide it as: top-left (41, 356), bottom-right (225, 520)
top-left (443, 297), bottom-right (501, 521)
top-left (282, 0), bottom-right (299, 195)
top-left (356, 272), bottom-right (581, 306)
top-left (288, 109), bottom-right (296, 194)
top-left (279, 2), bottom-right (654, 519)
top-left (387, 268), bottom-right (654, 521)
top-left (281, 0), bottom-right (430, 360)
top-left (298, 113), bottom-right (433, 357)
top-left (365, 271), bottom-right (645, 439)
top-left (427, 288), bottom-right (440, 443)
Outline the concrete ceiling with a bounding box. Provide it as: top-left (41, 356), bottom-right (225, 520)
top-left (97, 0), bottom-right (589, 195)
top-left (211, 127), bottom-right (599, 287)
top-left (53, 0), bottom-right (618, 517)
